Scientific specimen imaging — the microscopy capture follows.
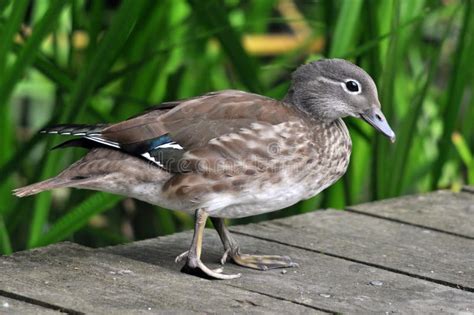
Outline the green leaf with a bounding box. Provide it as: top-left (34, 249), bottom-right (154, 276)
top-left (329, 0), bottom-right (363, 58)
top-left (36, 193), bottom-right (122, 247)
top-left (63, 0), bottom-right (145, 121)
top-left (388, 6), bottom-right (458, 197)
top-left (28, 0), bottom-right (146, 248)
top-left (0, 0), bottom-right (67, 104)
top-left (187, 0), bottom-right (263, 93)
top-left (0, 0), bottom-right (29, 82)
top-left (452, 132), bottom-right (472, 166)
top-left (374, 0), bottom-right (400, 199)
top-left (0, 0), bottom-right (67, 238)
top-left (431, 1), bottom-right (474, 189)
top-left (0, 215), bottom-right (12, 255)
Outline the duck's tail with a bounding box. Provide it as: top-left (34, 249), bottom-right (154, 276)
top-left (40, 124), bottom-right (107, 137)
top-left (13, 174), bottom-right (97, 197)
top-left (13, 178), bottom-right (73, 197)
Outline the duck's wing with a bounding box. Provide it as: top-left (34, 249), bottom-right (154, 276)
top-left (44, 90), bottom-right (300, 172)
top-left (101, 90), bottom-right (299, 171)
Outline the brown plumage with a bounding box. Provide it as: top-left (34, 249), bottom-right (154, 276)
top-left (14, 59), bottom-right (395, 279)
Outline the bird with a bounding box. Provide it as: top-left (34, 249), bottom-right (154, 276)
top-left (14, 58), bottom-right (395, 280)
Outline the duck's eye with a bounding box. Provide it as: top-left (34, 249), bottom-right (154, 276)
top-left (345, 80), bottom-right (360, 92)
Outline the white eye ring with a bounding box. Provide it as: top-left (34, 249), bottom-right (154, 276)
top-left (341, 79), bottom-right (362, 95)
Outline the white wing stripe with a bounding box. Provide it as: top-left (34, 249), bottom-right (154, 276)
top-left (155, 142), bottom-right (183, 150)
top-left (142, 152), bottom-right (164, 167)
top-left (85, 136), bottom-right (121, 149)
top-left (85, 136), bottom-right (182, 169)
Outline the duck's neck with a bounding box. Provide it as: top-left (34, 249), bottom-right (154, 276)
top-left (282, 88), bottom-right (335, 124)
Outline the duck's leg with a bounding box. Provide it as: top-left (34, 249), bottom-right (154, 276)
top-left (176, 209), bottom-right (241, 280)
top-left (211, 217), bottom-right (299, 270)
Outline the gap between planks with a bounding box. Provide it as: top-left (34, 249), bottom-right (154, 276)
top-left (344, 208), bottom-right (474, 240)
top-left (229, 227), bottom-right (474, 294)
top-left (0, 289), bottom-right (84, 315)
top-left (225, 285), bottom-right (337, 314)
top-left (346, 187), bottom-right (474, 240)
top-left (0, 243), bottom-right (332, 314)
top-left (461, 186), bottom-right (474, 194)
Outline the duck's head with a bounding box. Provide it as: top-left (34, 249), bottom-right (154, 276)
top-left (285, 58), bottom-right (396, 142)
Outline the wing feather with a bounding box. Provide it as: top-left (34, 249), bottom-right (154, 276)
top-left (43, 90), bottom-right (301, 173)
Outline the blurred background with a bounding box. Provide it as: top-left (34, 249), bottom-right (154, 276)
top-left (1, 0), bottom-right (473, 254)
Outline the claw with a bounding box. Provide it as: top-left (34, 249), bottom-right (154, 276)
top-left (220, 248), bottom-right (231, 265)
top-left (175, 250), bottom-right (189, 263)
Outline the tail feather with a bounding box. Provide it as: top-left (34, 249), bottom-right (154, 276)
top-left (41, 124), bottom-right (108, 137)
top-left (13, 178), bottom-right (72, 197)
top-left (13, 176), bottom-right (95, 197)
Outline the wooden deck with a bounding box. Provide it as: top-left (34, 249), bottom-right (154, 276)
top-left (1, 188), bottom-right (473, 314)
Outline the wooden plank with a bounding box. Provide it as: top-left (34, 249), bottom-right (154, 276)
top-left (0, 242), bottom-right (319, 314)
top-left (231, 210), bottom-right (474, 290)
top-left (105, 229), bottom-right (474, 314)
top-left (346, 190), bottom-right (474, 238)
top-left (463, 186), bottom-right (474, 194)
top-left (0, 296), bottom-right (60, 314)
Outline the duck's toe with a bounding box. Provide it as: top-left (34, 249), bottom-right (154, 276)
top-left (180, 258), bottom-right (241, 280)
top-left (231, 253), bottom-right (299, 271)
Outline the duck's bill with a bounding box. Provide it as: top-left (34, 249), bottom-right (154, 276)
top-left (361, 108), bottom-right (396, 143)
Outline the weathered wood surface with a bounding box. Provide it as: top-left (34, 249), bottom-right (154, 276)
top-left (230, 210), bottom-right (474, 289)
top-left (347, 190), bottom-right (474, 239)
top-left (0, 243), bottom-right (313, 314)
top-left (1, 189), bottom-right (473, 314)
top-left (0, 296), bottom-right (60, 314)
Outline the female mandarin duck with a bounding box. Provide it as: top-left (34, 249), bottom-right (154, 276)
top-left (14, 59), bottom-right (395, 279)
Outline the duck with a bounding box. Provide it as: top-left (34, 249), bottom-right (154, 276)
top-left (14, 58), bottom-right (395, 279)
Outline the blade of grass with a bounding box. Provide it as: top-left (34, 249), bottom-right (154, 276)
top-left (389, 6), bottom-right (458, 197)
top-left (85, 0), bottom-right (104, 59)
top-left (0, 214), bottom-right (13, 254)
top-left (431, 1), bottom-right (474, 189)
top-left (116, 1), bottom-right (176, 117)
top-left (28, 0), bottom-right (146, 248)
top-left (0, 0), bottom-right (30, 204)
top-left (0, 0), bottom-right (12, 13)
top-left (328, 0), bottom-right (363, 58)
top-left (63, 0), bottom-right (144, 121)
top-left (452, 132), bottom-right (472, 167)
top-left (0, 0), bottom-right (29, 81)
top-left (374, 0), bottom-right (400, 199)
top-left (98, 13), bottom-right (276, 92)
top-left (35, 193), bottom-right (122, 247)
top-left (0, 0), bottom-right (67, 218)
top-left (11, 41), bottom-right (74, 91)
top-left (0, 131), bottom-right (44, 187)
top-left (342, 7), bottom-right (431, 59)
top-left (362, 0), bottom-right (382, 201)
top-left (27, 49), bottom-right (74, 91)
top-left (452, 132), bottom-right (474, 185)
top-left (188, 0), bottom-right (263, 93)
top-left (0, 0), bottom-right (67, 105)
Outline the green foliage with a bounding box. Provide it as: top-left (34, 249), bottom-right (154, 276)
top-left (0, 0), bottom-right (473, 253)
top-left (452, 132), bottom-right (474, 185)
